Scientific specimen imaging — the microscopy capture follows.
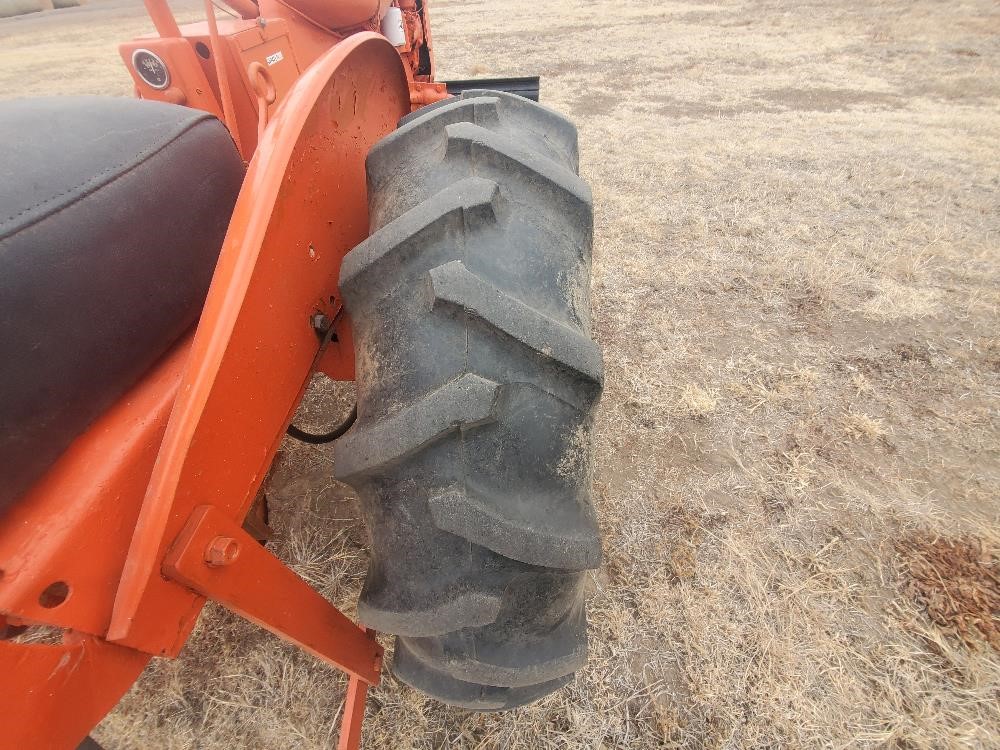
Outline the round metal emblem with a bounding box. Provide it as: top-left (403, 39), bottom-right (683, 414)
top-left (132, 49), bottom-right (170, 90)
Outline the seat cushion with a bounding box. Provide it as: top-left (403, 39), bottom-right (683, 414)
top-left (0, 97), bottom-right (244, 512)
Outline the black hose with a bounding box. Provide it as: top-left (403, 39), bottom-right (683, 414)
top-left (286, 404), bottom-right (357, 444)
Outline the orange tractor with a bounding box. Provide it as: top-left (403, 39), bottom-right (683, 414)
top-left (0, 0), bottom-right (602, 747)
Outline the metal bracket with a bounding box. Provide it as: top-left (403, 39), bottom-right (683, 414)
top-left (162, 505), bottom-right (381, 750)
top-left (163, 505), bottom-right (381, 683)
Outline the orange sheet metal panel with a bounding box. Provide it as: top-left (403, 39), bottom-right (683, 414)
top-left (0, 338), bottom-right (189, 637)
top-left (185, 19), bottom-right (302, 158)
top-left (0, 634), bottom-right (149, 749)
top-left (232, 27), bottom-right (301, 101)
top-left (108, 34), bottom-right (410, 656)
top-left (256, 0), bottom-right (347, 70)
top-left (152, 18), bottom-right (259, 88)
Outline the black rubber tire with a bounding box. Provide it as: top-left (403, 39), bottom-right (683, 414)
top-left (335, 91), bottom-right (603, 709)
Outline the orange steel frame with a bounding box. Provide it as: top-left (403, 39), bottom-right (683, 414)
top-left (0, 1), bottom-right (450, 747)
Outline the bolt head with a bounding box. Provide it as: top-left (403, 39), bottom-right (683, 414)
top-left (205, 536), bottom-right (240, 567)
top-left (311, 313), bottom-right (330, 332)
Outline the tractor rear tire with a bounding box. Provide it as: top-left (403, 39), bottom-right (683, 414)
top-left (335, 91), bottom-right (603, 709)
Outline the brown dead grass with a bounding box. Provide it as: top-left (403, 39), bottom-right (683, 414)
top-left (4, 0), bottom-right (1000, 747)
top-left (897, 532), bottom-right (1000, 651)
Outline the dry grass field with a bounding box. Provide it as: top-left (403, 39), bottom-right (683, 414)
top-left (3, 0), bottom-right (999, 747)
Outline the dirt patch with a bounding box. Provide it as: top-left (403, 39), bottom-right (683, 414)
top-left (906, 75), bottom-right (1000, 102)
top-left (650, 93), bottom-right (784, 119)
top-left (897, 532), bottom-right (1000, 651)
top-left (569, 89), bottom-right (619, 118)
top-left (761, 87), bottom-right (904, 112)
